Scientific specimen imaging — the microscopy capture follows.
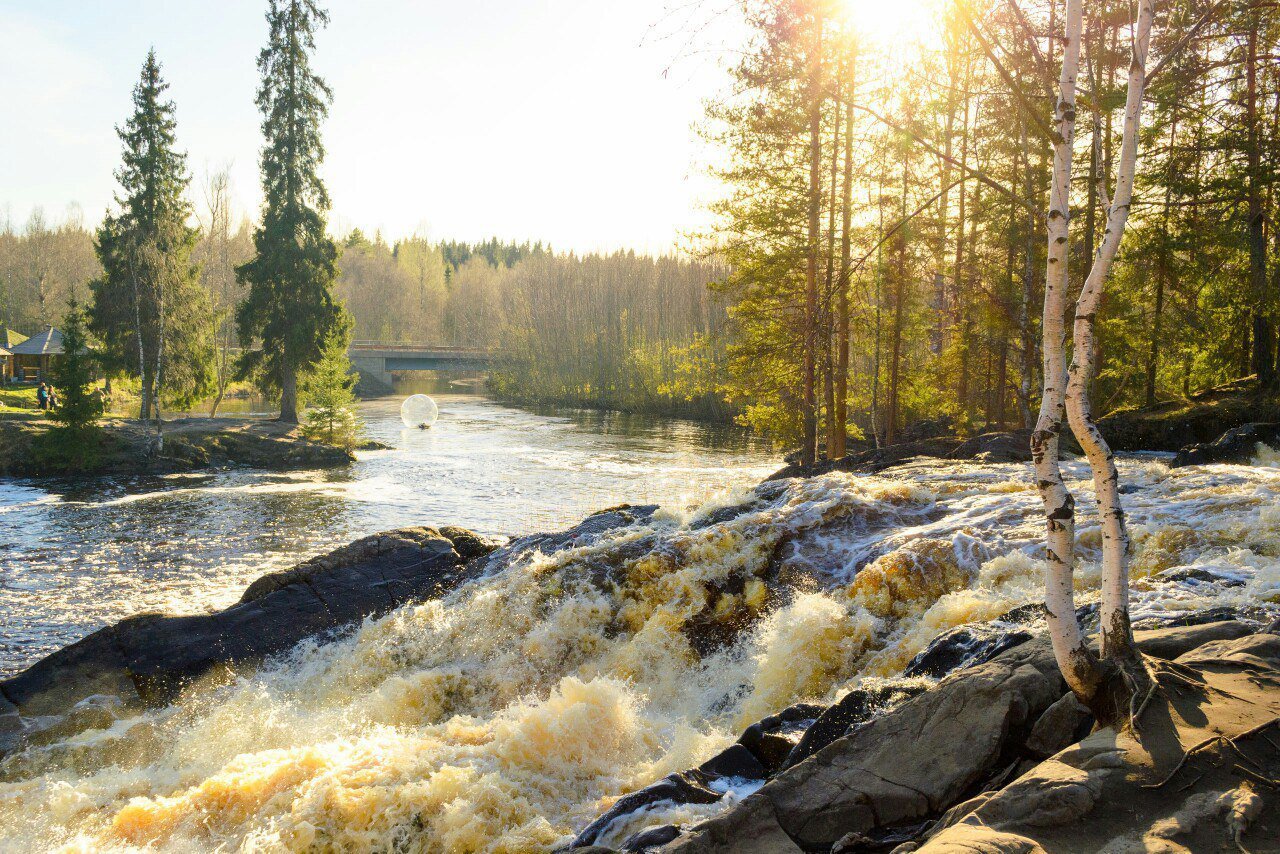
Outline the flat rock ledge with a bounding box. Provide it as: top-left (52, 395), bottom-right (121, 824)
top-left (573, 619), bottom-right (1277, 853)
top-left (0, 417), bottom-right (362, 478)
top-left (0, 526), bottom-right (500, 755)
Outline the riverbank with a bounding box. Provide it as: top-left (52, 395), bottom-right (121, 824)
top-left (0, 416), bottom-right (360, 478)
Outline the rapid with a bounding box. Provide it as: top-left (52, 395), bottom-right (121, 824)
top-left (2, 438), bottom-right (1280, 851)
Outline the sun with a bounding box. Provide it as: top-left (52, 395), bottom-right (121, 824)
top-left (837, 0), bottom-right (939, 48)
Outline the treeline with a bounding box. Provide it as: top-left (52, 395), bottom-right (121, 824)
top-left (702, 0), bottom-right (1280, 456)
top-left (330, 233), bottom-right (734, 420)
top-left (0, 209), bottom-right (98, 333)
top-left (0, 211), bottom-right (734, 419)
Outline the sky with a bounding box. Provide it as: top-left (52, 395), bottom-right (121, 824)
top-left (0, 0), bottom-right (743, 254)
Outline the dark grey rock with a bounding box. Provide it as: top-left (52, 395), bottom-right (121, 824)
top-left (622, 824), bottom-right (681, 851)
top-left (570, 771), bottom-right (721, 848)
top-left (737, 702), bottom-right (825, 775)
top-left (0, 527), bottom-right (474, 733)
top-left (1172, 421), bottom-right (1280, 467)
top-left (783, 684), bottom-right (926, 770)
top-left (904, 623), bottom-right (1036, 679)
top-left (697, 744), bottom-right (766, 781)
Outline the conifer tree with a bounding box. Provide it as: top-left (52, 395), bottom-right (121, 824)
top-left (90, 50), bottom-right (215, 447)
top-left (300, 328), bottom-right (359, 448)
top-left (49, 300), bottom-right (102, 433)
top-left (37, 300), bottom-right (104, 471)
top-left (237, 0), bottom-right (347, 423)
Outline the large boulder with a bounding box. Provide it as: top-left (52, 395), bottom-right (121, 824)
top-left (662, 638), bottom-right (1066, 853)
top-left (919, 631), bottom-right (1280, 853)
top-left (1172, 421), bottom-right (1280, 467)
top-left (0, 527), bottom-right (496, 753)
top-left (656, 620), bottom-right (1265, 853)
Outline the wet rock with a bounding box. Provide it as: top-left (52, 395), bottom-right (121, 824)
top-left (1172, 421), bottom-right (1280, 467)
top-left (621, 824), bottom-right (681, 850)
top-left (737, 703), bottom-right (825, 775)
top-left (1130, 605), bottom-right (1259, 632)
top-left (438, 525), bottom-right (504, 561)
top-left (690, 482), bottom-right (788, 530)
top-left (0, 528), bottom-right (472, 734)
top-left (1154, 566), bottom-right (1245, 587)
top-left (569, 771), bottom-right (722, 848)
top-left (783, 684), bottom-right (926, 770)
top-left (490, 505), bottom-right (660, 566)
top-left (947, 430), bottom-right (1034, 464)
top-left (904, 623), bottom-right (1036, 679)
top-left (665, 638), bottom-right (1066, 852)
top-left (698, 744), bottom-right (766, 781)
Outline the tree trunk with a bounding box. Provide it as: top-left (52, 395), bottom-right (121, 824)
top-left (833, 92), bottom-right (854, 459)
top-left (823, 83), bottom-right (841, 458)
top-left (801, 9), bottom-right (824, 467)
top-left (1245, 19), bottom-right (1273, 386)
top-left (1065, 0), bottom-right (1155, 668)
top-left (280, 364), bottom-right (300, 424)
top-left (1034, 0), bottom-right (1098, 700)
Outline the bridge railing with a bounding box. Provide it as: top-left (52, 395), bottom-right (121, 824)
top-left (348, 342), bottom-right (495, 353)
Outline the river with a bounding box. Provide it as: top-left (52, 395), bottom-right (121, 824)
top-left (0, 388), bottom-right (777, 675)
top-left (2, 410), bottom-right (1279, 851)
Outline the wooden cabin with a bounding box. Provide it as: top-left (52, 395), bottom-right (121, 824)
top-left (0, 328), bottom-right (29, 383)
top-left (8, 327), bottom-right (65, 382)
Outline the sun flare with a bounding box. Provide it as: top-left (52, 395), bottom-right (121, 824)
top-left (839, 0), bottom-right (938, 48)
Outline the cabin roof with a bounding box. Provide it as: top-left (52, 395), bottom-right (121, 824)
top-left (0, 327), bottom-right (28, 350)
top-left (9, 326), bottom-right (64, 355)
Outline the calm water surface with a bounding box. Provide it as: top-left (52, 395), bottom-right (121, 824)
top-left (0, 389), bottom-right (777, 673)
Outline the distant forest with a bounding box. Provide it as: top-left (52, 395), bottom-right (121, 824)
top-left (0, 210), bottom-right (733, 421)
top-left (5, 0), bottom-right (1280, 445)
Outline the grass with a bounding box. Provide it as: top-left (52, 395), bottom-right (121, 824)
top-left (0, 385), bottom-right (43, 418)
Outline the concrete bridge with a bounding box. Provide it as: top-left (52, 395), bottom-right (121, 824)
top-left (347, 342), bottom-right (495, 388)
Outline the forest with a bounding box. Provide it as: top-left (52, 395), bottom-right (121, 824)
top-left (2, 0), bottom-right (1278, 448)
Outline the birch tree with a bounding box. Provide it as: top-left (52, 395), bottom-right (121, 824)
top-left (1032, 0), bottom-right (1100, 701)
top-left (1064, 0), bottom-right (1156, 675)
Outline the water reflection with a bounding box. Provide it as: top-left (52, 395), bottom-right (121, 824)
top-left (0, 387), bottom-right (777, 673)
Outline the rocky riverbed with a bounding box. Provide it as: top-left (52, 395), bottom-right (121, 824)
top-left (2, 437), bottom-right (1280, 851)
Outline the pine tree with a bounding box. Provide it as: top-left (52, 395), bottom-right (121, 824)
top-left (236, 0), bottom-right (347, 423)
top-left (37, 300), bottom-right (104, 471)
top-left (49, 301), bottom-right (102, 433)
top-left (89, 49), bottom-right (215, 447)
top-left (300, 329), bottom-right (359, 448)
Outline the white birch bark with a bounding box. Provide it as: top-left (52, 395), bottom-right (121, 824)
top-left (1065, 0), bottom-right (1155, 662)
top-left (1032, 0), bottom-right (1098, 698)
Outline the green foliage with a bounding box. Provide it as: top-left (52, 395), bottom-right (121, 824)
top-left (35, 301), bottom-right (105, 471)
top-left (89, 49), bottom-right (216, 417)
top-left (300, 332), bottom-right (360, 448)
top-left (236, 0), bottom-right (346, 419)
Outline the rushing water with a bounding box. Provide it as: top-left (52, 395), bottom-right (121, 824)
top-left (0, 388), bottom-right (776, 674)
top-left (3, 402), bottom-right (1280, 852)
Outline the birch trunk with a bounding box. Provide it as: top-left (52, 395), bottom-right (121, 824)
top-left (1033, 0), bottom-right (1098, 699)
top-left (1065, 0), bottom-right (1155, 665)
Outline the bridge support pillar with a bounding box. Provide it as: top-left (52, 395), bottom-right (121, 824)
top-left (348, 355), bottom-right (393, 393)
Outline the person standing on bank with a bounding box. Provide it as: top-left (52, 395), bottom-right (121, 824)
top-left (36, 382), bottom-right (49, 411)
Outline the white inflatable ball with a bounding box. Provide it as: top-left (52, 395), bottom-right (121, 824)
top-left (400, 394), bottom-right (439, 428)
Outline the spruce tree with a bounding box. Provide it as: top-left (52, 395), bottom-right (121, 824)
top-left (300, 328), bottom-right (359, 448)
top-left (49, 300), bottom-right (103, 433)
top-left (237, 0), bottom-right (348, 423)
top-left (89, 49), bottom-right (215, 444)
top-left (37, 300), bottom-right (104, 471)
